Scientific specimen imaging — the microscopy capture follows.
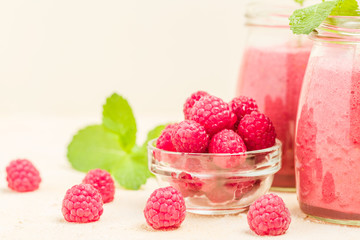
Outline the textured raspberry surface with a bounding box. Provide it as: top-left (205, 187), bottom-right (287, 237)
top-left (230, 96), bottom-right (258, 122)
top-left (209, 129), bottom-right (247, 153)
top-left (183, 91), bottom-right (209, 120)
top-left (144, 186), bottom-right (186, 230)
top-left (228, 112), bottom-right (238, 130)
top-left (172, 120), bottom-right (209, 153)
top-left (171, 172), bottom-right (203, 198)
top-left (237, 111), bottom-right (276, 151)
top-left (247, 193), bottom-right (291, 236)
top-left (156, 123), bottom-right (178, 152)
top-left (62, 184), bottom-right (104, 223)
top-left (82, 169), bottom-right (115, 203)
top-left (190, 95), bottom-right (233, 135)
top-left (6, 159), bottom-right (41, 192)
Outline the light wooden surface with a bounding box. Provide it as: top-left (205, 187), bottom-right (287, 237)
top-left (1, 116), bottom-right (360, 240)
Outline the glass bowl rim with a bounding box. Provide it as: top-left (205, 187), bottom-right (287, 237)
top-left (147, 138), bottom-right (282, 156)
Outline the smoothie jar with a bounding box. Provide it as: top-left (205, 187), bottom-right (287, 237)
top-left (237, 0), bottom-right (312, 190)
top-left (295, 16), bottom-right (360, 225)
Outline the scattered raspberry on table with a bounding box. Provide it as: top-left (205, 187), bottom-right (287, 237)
top-left (6, 159), bottom-right (41, 192)
top-left (82, 169), bottom-right (115, 203)
top-left (62, 184), bottom-right (104, 223)
top-left (247, 193), bottom-right (291, 236)
top-left (144, 186), bottom-right (186, 230)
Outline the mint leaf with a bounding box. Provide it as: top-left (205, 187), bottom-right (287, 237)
top-left (68, 93), bottom-right (169, 190)
top-left (67, 125), bottom-right (126, 172)
top-left (103, 93), bottom-right (137, 152)
top-left (129, 124), bottom-right (168, 178)
top-left (331, 0), bottom-right (359, 16)
top-left (112, 156), bottom-right (151, 190)
top-left (130, 144), bottom-right (148, 166)
top-left (294, 0), bottom-right (305, 6)
top-left (289, 0), bottom-right (339, 34)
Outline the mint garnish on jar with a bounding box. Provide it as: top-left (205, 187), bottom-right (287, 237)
top-left (289, 0), bottom-right (360, 34)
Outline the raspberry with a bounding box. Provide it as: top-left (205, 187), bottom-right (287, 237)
top-left (190, 95), bottom-right (233, 135)
top-left (202, 179), bottom-right (235, 203)
top-left (62, 184), bottom-right (104, 223)
top-left (6, 159), bottom-right (41, 192)
top-left (172, 120), bottom-right (209, 153)
top-left (144, 186), bottom-right (186, 230)
top-left (82, 169), bottom-right (115, 203)
top-left (224, 177), bottom-right (257, 200)
top-left (208, 129), bottom-right (247, 169)
top-left (183, 91), bottom-right (209, 120)
top-left (209, 129), bottom-right (246, 154)
top-left (156, 123), bottom-right (178, 151)
top-left (230, 96), bottom-right (258, 122)
top-left (228, 112), bottom-right (238, 130)
top-left (237, 112), bottom-right (276, 151)
top-left (170, 172), bottom-right (203, 198)
top-left (247, 193), bottom-right (291, 236)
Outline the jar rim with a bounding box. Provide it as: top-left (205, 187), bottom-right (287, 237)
top-left (311, 16), bottom-right (360, 44)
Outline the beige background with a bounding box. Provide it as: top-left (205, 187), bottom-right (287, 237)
top-left (0, 0), bottom-right (247, 120)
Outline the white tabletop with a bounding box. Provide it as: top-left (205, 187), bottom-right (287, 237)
top-left (1, 115), bottom-right (360, 240)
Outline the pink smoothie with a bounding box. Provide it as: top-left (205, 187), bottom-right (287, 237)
top-left (296, 45), bottom-right (360, 220)
top-left (237, 43), bottom-right (311, 188)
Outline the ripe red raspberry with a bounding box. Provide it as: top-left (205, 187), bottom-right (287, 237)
top-left (172, 120), bottom-right (209, 153)
top-left (156, 123), bottom-right (178, 151)
top-left (209, 129), bottom-right (246, 153)
top-left (224, 177), bottom-right (257, 200)
top-left (62, 184), bottom-right (104, 223)
top-left (144, 186), bottom-right (186, 230)
top-left (6, 159), bottom-right (41, 192)
top-left (183, 91), bottom-right (209, 120)
top-left (203, 180), bottom-right (235, 203)
top-left (230, 96), bottom-right (258, 122)
top-left (190, 95), bottom-right (233, 135)
top-left (171, 172), bottom-right (204, 198)
top-left (237, 112), bottom-right (276, 151)
top-left (247, 193), bottom-right (291, 236)
top-left (228, 112), bottom-right (238, 130)
top-left (82, 169), bottom-right (115, 203)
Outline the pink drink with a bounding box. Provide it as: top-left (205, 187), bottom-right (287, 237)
top-left (237, 43), bottom-right (311, 188)
top-left (296, 45), bottom-right (360, 220)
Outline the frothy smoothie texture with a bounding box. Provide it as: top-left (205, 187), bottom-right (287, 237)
top-left (295, 44), bottom-right (360, 220)
top-left (237, 43), bottom-right (311, 188)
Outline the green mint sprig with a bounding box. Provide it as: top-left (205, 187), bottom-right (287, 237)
top-left (294, 0), bottom-right (305, 7)
top-left (289, 0), bottom-right (359, 35)
top-left (67, 93), bottom-right (167, 190)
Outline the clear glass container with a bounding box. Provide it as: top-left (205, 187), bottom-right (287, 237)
top-left (236, 0), bottom-right (312, 191)
top-left (295, 16), bottom-right (360, 226)
top-left (148, 139), bottom-right (281, 215)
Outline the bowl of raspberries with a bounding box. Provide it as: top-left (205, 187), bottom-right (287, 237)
top-left (148, 91), bottom-right (282, 215)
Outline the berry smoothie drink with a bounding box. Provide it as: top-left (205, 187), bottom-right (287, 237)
top-left (237, 42), bottom-right (312, 189)
top-left (295, 43), bottom-right (360, 221)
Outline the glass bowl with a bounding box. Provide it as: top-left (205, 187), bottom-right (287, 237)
top-left (148, 139), bottom-right (282, 215)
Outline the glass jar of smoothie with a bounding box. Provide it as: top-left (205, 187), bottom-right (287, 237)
top-left (237, 0), bottom-right (312, 190)
top-left (295, 16), bottom-right (360, 225)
